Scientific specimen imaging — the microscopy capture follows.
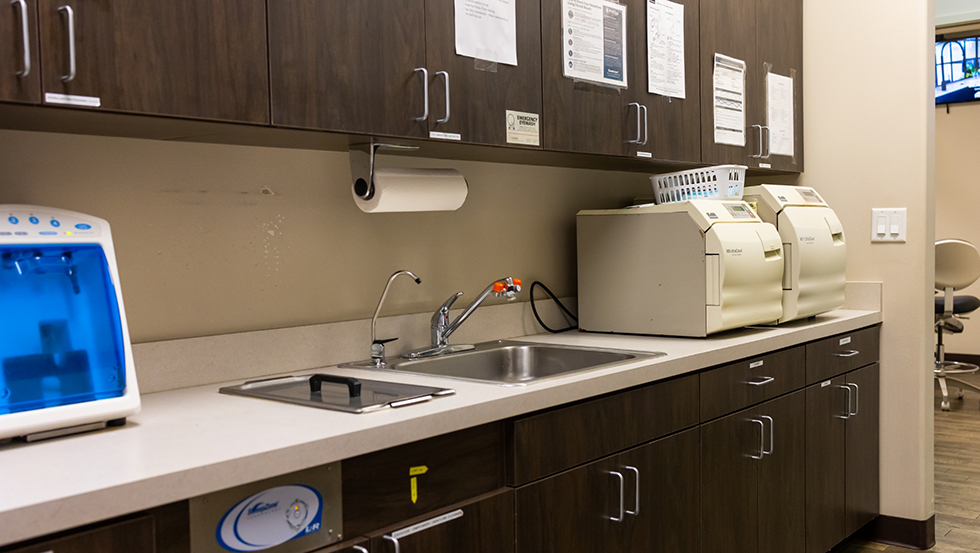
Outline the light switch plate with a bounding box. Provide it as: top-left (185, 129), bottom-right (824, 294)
top-left (871, 208), bottom-right (906, 243)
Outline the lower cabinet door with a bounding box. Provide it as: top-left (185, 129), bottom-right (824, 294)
top-left (701, 408), bottom-right (761, 553)
top-left (758, 390), bottom-right (806, 553)
top-left (805, 376), bottom-right (848, 553)
top-left (845, 363), bottom-right (880, 536)
top-left (620, 428), bottom-right (701, 553)
top-left (312, 537), bottom-right (372, 553)
top-left (370, 489), bottom-right (514, 553)
top-left (516, 454), bottom-right (626, 553)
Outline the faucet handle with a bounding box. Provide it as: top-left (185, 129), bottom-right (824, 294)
top-left (438, 291), bottom-right (464, 312)
top-left (370, 337), bottom-right (398, 366)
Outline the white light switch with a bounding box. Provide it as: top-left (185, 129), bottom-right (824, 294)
top-left (871, 208), bottom-right (906, 243)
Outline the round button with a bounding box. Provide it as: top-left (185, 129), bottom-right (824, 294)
top-left (50, 220), bottom-right (61, 228)
top-left (29, 216), bottom-right (39, 225)
top-left (75, 223), bottom-right (92, 230)
top-left (7, 217), bottom-right (18, 225)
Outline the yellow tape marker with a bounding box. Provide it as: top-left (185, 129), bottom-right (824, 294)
top-left (410, 466), bottom-right (428, 504)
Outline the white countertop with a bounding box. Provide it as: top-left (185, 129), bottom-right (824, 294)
top-left (0, 309), bottom-right (880, 546)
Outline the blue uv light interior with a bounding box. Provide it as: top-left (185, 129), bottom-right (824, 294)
top-left (0, 244), bottom-right (126, 415)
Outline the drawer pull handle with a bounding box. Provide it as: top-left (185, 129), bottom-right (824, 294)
top-left (837, 385), bottom-right (852, 419)
top-left (746, 376), bottom-right (775, 386)
top-left (353, 547), bottom-right (369, 553)
top-left (833, 349), bottom-right (860, 358)
top-left (413, 67), bottom-right (428, 121)
top-left (12, 0), bottom-right (30, 78)
top-left (58, 5), bottom-right (75, 82)
top-left (624, 466), bottom-right (640, 515)
top-left (748, 419), bottom-right (765, 460)
top-left (605, 470), bottom-right (625, 522)
top-left (847, 383), bottom-right (860, 416)
top-left (383, 535), bottom-right (400, 553)
top-left (759, 415), bottom-right (774, 455)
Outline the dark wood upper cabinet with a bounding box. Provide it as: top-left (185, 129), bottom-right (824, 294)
top-left (424, 0), bottom-right (542, 147)
top-left (268, 0), bottom-right (427, 138)
top-left (805, 376), bottom-right (848, 553)
top-left (756, 0), bottom-right (802, 171)
top-left (37, 0), bottom-right (269, 123)
top-left (0, 0), bottom-right (40, 103)
top-left (845, 363), bottom-right (880, 536)
top-left (627, 0), bottom-right (701, 162)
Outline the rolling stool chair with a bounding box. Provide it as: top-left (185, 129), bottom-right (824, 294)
top-left (935, 239), bottom-right (980, 411)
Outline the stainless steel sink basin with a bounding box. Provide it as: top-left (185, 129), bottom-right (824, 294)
top-left (374, 340), bottom-right (664, 386)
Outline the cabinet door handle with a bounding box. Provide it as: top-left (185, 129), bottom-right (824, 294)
top-left (624, 466), bottom-right (640, 515)
top-left (58, 5), bottom-right (76, 82)
top-left (436, 70), bottom-right (450, 123)
top-left (628, 102), bottom-right (642, 144)
top-left (751, 124), bottom-right (764, 158)
top-left (639, 104), bottom-right (648, 145)
top-left (833, 349), bottom-right (860, 358)
top-left (12, 0), bottom-right (30, 77)
top-left (748, 419), bottom-right (765, 460)
top-left (837, 385), bottom-right (852, 419)
top-left (759, 415), bottom-right (774, 455)
top-left (847, 383), bottom-right (860, 416)
top-left (353, 547), bottom-right (369, 553)
top-left (383, 535), bottom-right (400, 553)
top-left (746, 376), bottom-right (775, 386)
top-left (413, 67), bottom-right (428, 121)
top-left (605, 470), bottom-right (625, 522)
top-left (761, 125), bottom-right (771, 159)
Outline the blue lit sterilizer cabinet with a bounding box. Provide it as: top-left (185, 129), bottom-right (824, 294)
top-left (0, 205), bottom-right (140, 442)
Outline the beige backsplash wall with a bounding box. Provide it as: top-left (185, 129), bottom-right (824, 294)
top-left (0, 129), bottom-right (651, 343)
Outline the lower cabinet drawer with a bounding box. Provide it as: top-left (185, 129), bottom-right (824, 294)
top-left (507, 374), bottom-right (699, 486)
top-left (368, 490), bottom-right (514, 553)
top-left (343, 423), bottom-right (506, 537)
top-left (805, 326), bottom-right (880, 385)
top-left (700, 346), bottom-right (805, 421)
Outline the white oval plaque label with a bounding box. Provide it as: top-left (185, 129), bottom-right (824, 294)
top-left (217, 485), bottom-right (322, 552)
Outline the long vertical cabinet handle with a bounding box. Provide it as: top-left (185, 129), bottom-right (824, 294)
top-left (624, 466), bottom-right (640, 515)
top-left (751, 124), bottom-right (763, 158)
top-left (382, 535), bottom-right (401, 553)
top-left (605, 470), bottom-right (625, 522)
top-left (847, 383), bottom-right (860, 416)
top-left (639, 104), bottom-right (648, 145)
top-left (436, 71), bottom-right (450, 123)
top-left (12, 0), bottom-right (30, 77)
top-left (759, 415), bottom-right (774, 455)
top-left (628, 103), bottom-right (642, 143)
top-left (837, 385), bottom-right (852, 419)
top-left (58, 5), bottom-right (76, 82)
top-left (413, 67), bottom-right (428, 121)
top-left (352, 547), bottom-right (369, 553)
top-left (748, 419), bottom-right (765, 460)
top-left (761, 126), bottom-right (772, 158)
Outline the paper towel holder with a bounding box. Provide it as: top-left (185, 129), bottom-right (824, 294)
top-left (351, 142), bottom-right (420, 201)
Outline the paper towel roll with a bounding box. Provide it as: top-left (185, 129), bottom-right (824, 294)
top-left (353, 168), bottom-right (468, 213)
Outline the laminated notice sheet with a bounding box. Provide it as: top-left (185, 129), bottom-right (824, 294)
top-left (646, 0), bottom-right (685, 98)
top-left (454, 0), bottom-right (518, 66)
top-left (562, 0), bottom-right (628, 88)
top-left (713, 53), bottom-right (746, 147)
top-left (767, 72), bottom-right (794, 156)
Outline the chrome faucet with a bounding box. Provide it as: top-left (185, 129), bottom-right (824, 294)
top-left (349, 270), bottom-right (421, 368)
top-left (405, 277), bottom-right (522, 359)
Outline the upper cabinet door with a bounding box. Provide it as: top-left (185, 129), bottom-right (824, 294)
top-left (37, 0), bottom-right (270, 123)
top-left (699, 0), bottom-right (759, 165)
top-left (1, 0), bottom-right (41, 103)
top-left (269, 0), bottom-right (427, 138)
top-left (424, 0), bottom-right (542, 147)
top-left (627, 0), bottom-right (700, 163)
top-left (756, 0), bottom-right (802, 171)
top-left (540, 0), bottom-right (631, 156)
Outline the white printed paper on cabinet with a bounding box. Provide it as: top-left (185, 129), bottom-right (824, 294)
top-left (712, 53), bottom-right (746, 147)
top-left (562, 0), bottom-right (628, 88)
top-left (766, 72), bottom-right (794, 156)
top-left (455, 0), bottom-right (518, 66)
top-left (646, 0), bottom-right (685, 98)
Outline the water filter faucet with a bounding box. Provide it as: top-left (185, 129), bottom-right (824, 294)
top-left (368, 270), bottom-right (422, 366)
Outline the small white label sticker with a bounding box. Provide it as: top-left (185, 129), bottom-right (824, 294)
top-left (749, 360), bottom-right (764, 369)
top-left (44, 93), bottom-right (101, 107)
top-left (821, 380), bottom-right (832, 387)
top-left (429, 131), bottom-right (462, 141)
top-left (758, 163), bottom-right (772, 169)
top-left (506, 110), bottom-right (540, 146)
top-left (392, 510), bottom-right (464, 539)
top-left (840, 337), bottom-right (852, 345)
top-left (636, 151), bottom-right (653, 158)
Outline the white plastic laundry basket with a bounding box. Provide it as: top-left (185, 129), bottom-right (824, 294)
top-left (651, 165), bottom-right (747, 205)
